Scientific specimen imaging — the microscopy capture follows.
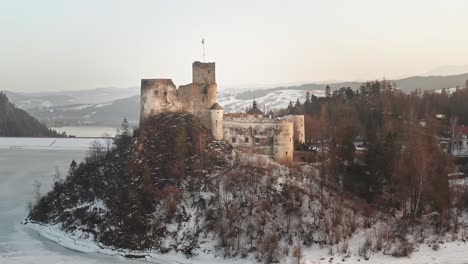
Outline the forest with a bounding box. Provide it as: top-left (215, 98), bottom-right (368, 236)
top-left (287, 80), bottom-right (468, 227)
top-left (0, 92), bottom-right (66, 137)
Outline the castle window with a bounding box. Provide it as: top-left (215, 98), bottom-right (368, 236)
top-left (154, 90), bottom-right (159, 96)
top-left (286, 151), bottom-right (288, 156)
top-left (232, 137), bottom-right (236, 143)
top-left (164, 91), bottom-right (167, 96)
top-left (216, 120), bottom-right (218, 128)
top-left (290, 137), bottom-right (292, 142)
top-left (255, 138), bottom-right (260, 143)
top-left (245, 137), bottom-right (249, 143)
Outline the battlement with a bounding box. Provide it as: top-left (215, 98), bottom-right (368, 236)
top-left (193, 61), bottom-right (216, 84)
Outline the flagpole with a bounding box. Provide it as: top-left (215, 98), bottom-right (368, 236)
top-left (202, 39), bottom-right (205, 62)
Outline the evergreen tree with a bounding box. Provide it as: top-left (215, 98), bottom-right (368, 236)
top-left (0, 92), bottom-right (64, 137)
top-left (325, 85), bottom-right (331, 98)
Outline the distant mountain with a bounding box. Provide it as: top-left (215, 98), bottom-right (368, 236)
top-left (424, 65), bottom-right (468, 76)
top-left (233, 73), bottom-right (468, 101)
top-left (394, 73), bottom-right (468, 93)
top-left (8, 72), bottom-right (468, 125)
top-left (1, 87), bottom-right (139, 110)
top-left (0, 92), bottom-right (64, 137)
top-left (28, 96), bottom-right (140, 126)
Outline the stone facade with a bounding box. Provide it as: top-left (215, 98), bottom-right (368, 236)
top-left (139, 61), bottom-right (305, 164)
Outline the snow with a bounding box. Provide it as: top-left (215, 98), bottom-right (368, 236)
top-left (3, 138), bottom-right (468, 264)
top-left (0, 137), bottom-right (108, 150)
top-left (95, 102), bottom-right (113, 108)
top-left (434, 87), bottom-right (458, 95)
top-left (220, 89), bottom-right (324, 113)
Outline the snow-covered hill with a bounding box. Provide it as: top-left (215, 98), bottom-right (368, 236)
top-left (2, 87), bottom-right (139, 110)
top-left (219, 89), bottom-right (324, 113)
top-left (27, 96), bottom-right (140, 125)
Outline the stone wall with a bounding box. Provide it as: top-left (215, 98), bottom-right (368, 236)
top-left (223, 115), bottom-right (294, 164)
top-left (283, 115), bottom-right (305, 143)
top-left (192, 61), bottom-right (216, 84)
top-left (272, 120), bottom-right (294, 164)
top-left (210, 109), bottom-right (224, 140)
top-left (140, 79), bottom-right (189, 124)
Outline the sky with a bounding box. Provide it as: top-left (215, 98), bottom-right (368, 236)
top-left (1, 0), bottom-right (468, 92)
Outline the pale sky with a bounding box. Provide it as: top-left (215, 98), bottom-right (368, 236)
top-left (1, 0), bottom-right (468, 92)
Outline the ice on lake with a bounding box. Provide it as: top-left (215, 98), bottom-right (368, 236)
top-left (0, 140), bottom-right (142, 264)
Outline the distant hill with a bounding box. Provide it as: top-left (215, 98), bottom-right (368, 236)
top-left (0, 93), bottom-right (64, 137)
top-left (424, 65), bottom-right (468, 76)
top-left (234, 73), bottom-right (468, 101)
top-left (28, 95), bottom-right (140, 126)
top-left (394, 73), bottom-right (468, 93)
top-left (1, 87), bottom-right (139, 110)
top-left (5, 72), bottom-right (468, 125)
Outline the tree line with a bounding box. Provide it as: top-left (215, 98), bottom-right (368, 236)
top-left (0, 92), bottom-right (66, 137)
top-left (289, 81), bottom-right (468, 228)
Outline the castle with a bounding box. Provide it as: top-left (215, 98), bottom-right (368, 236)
top-left (140, 61), bottom-right (305, 164)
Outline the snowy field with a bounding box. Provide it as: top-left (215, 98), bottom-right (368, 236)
top-left (2, 138), bottom-right (468, 264)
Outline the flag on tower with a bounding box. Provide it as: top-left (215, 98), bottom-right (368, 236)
top-left (201, 38), bottom-right (204, 44)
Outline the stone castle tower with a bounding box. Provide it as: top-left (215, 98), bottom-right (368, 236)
top-left (140, 62), bottom-right (221, 139)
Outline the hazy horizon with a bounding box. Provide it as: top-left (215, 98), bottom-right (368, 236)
top-left (1, 0), bottom-right (468, 92)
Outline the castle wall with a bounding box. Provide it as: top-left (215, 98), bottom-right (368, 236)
top-left (140, 62), bottom-right (218, 128)
top-left (283, 115), bottom-right (305, 143)
top-left (223, 115), bottom-right (294, 164)
top-left (177, 83), bottom-right (217, 128)
top-left (140, 79), bottom-right (188, 124)
top-left (272, 121), bottom-right (294, 164)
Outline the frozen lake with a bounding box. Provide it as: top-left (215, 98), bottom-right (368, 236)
top-left (0, 146), bottom-right (142, 264)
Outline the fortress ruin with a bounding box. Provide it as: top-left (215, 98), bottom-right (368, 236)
top-left (140, 61), bottom-right (305, 164)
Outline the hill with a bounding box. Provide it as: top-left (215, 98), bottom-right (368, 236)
top-left (0, 93), bottom-right (65, 137)
top-left (27, 95), bottom-right (140, 126)
top-left (24, 112), bottom-right (416, 263)
top-left (394, 72), bottom-right (468, 93)
top-left (1, 87), bottom-right (138, 110)
top-left (232, 73), bottom-right (468, 102)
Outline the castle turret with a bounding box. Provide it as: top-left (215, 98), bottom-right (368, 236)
top-left (273, 120), bottom-right (294, 164)
top-left (210, 103), bottom-right (224, 140)
top-left (285, 102), bottom-right (305, 144)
